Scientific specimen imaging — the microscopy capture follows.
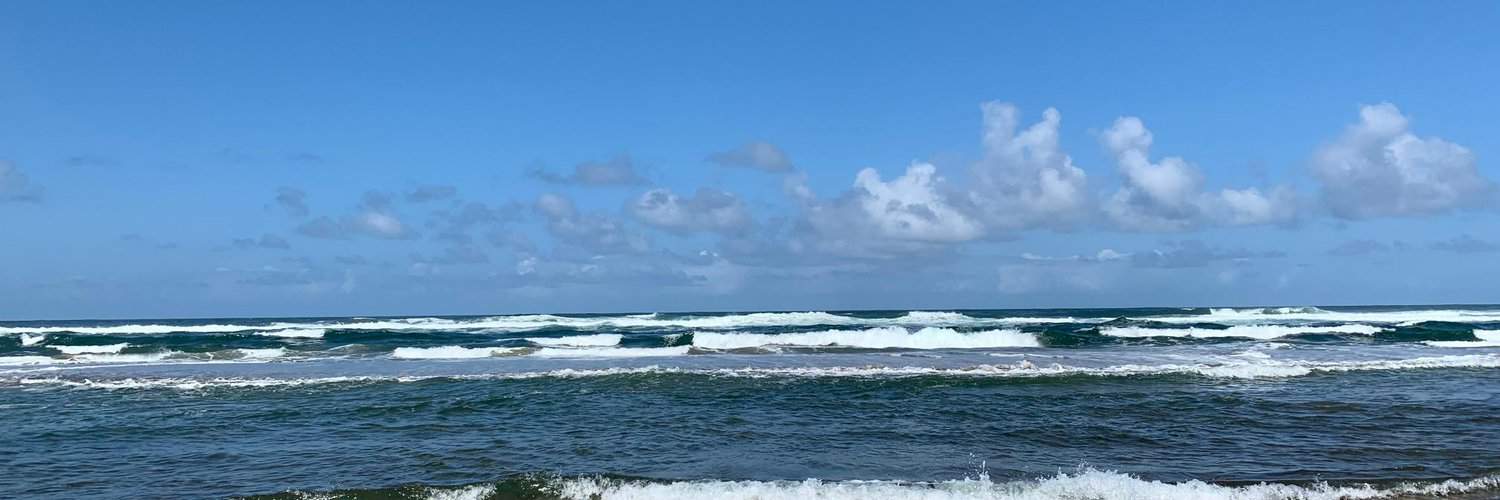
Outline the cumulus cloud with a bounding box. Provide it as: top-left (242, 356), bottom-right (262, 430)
top-left (1312, 103), bottom-right (1494, 218)
top-left (630, 187), bottom-right (752, 234)
top-left (706, 141), bottom-right (794, 172)
top-left (966, 103), bottom-right (1089, 229)
top-left (0, 161), bottom-right (43, 203)
top-left (530, 155), bottom-right (646, 186)
top-left (274, 187), bottom-right (309, 216)
top-left (535, 193), bottom-right (648, 254)
top-left (1429, 234), bottom-right (1499, 254)
top-left (1102, 116), bottom-right (1296, 231)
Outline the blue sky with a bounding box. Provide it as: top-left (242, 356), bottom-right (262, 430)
top-left (2, 2), bottom-right (1498, 319)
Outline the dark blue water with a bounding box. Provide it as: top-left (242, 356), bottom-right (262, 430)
top-left (3, 306), bottom-right (1500, 499)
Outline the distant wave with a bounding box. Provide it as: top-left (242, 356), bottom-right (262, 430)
top-left (0, 311), bottom-right (1083, 336)
top-left (1153, 306), bottom-right (1500, 325)
top-left (1100, 324), bottom-right (1384, 339)
top-left (692, 327), bottom-right (1040, 349)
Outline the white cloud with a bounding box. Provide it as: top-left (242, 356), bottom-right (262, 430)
top-left (851, 162), bottom-right (982, 243)
top-left (1312, 103), bottom-right (1494, 218)
top-left (1102, 116), bottom-right (1296, 231)
top-left (630, 187), bottom-right (751, 234)
top-left (968, 103), bottom-right (1089, 229)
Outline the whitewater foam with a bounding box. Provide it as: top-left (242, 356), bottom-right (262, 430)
top-left (0, 311), bottom-right (1087, 337)
top-left (1153, 306), bottom-right (1500, 325)
top-left (536, 469), bottom-right (1500, 500)
top-left (525, 334), bottom-right (623, 347)
top-left (50, 343), bottom-right (129, 354)
top-left (19, 333), bottom-right (45, 346)
top-left (1425, 329), bottom-right (1500, 348)
top-left (1100, 324), bottom-right (1384, 339)
top-left (14, 352), bottom-right (1500, 390)
top-left (390, 346), bottom-right (526, 359)
top-left (693, 327), bottom-right (1041, 349)
top-left (257, 328), bottom-right (327, 339)
top-left (237, 348), bottom-right (288, 359)
top-left (530, 346), bottom-right (692, 358)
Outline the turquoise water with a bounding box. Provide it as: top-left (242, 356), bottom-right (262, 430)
top-left (3, 306), bottom-right (1499, 499)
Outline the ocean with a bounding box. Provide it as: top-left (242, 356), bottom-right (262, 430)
top-left (2, 305), bottom-right (1499, 499)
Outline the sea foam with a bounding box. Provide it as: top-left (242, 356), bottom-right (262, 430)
top-left (693, 327), bottom-right (1040, 349)
top-left (1100, 324), bottom-right (1383, 339)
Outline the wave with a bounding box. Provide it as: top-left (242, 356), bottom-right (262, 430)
top-left (255, 328), bottom-right (327, 339)
top-left (1426, 329), bottom-right (1500, 348)
top-left (236, 348), bottom-right (287, 359)
top-left (245, 469), bottom-right (1500, 500)
top-left (525, 333), bottom-right (623, 347)
top-left (0, 351), bottom-right (179, 366)
top-left (14, 353), bottom-right (1500, 390)
top-left (19, 333), bottom-right (45, 346)
top-left (530, 346), bottom-right (691, 358)
top-left (50, 343), bottom-right (129, 354)
top-left (1155, 306), bottom-right (1500, 325)
top-left (390, 346), bottom-right (525, 359)
top-left (1100, 324), bottom-right (1384, 340)
top-left (0, 311), bottom-right (1087, 337)
top-left (692, 327), bottom-right (1040, 349)
top-left (0, 323), bottom-right (297, 335)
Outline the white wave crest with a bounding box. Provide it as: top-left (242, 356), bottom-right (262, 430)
top-left (0, 351), bottom-right (180, 366)
top-left (1426, 329), bottom-right (1500, 348)
top-left (693, 327), bottom-right (1040, 350)
top-left (525, 334), bottom-right (623, 347)
top-left (50, 343), bottom-right (129, 354)
top-left (1101, 324), bottom-right (1384, 339)
top-left (15, 353), bottom-right (1500, 391)
top-left (257, 328), bottom-right (327, 339)
top-left (390, 346), bottom-right (525, 359)
top-left (530, 346), bottom-right (691, 358)
top-left (19, 333), bottom-right (45, 346)
top-left (1155, 307), bottom-right (1500, 325)
top-left (237, 348), bottom-right (287, 359)
top-left (0, 311), bottom-right (1083, 337)
top-left (541, 469), bottom-right (1500, 500)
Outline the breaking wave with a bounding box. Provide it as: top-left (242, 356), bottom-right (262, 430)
top-left (390, 346), bottom-right (525, 359)
top-left (525, 333), bottom-right (623, 347)
top-left (14, 353), bottom-right (1500, 390)
top-left (692, 327), bottom-right (1040, 349)
top-left (1100, 324), bottom-right (1384, 339)
top-left (1426, 329), bottom-right (1500, 348)
top-left (250, 469), bottom-right (1500, 500)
